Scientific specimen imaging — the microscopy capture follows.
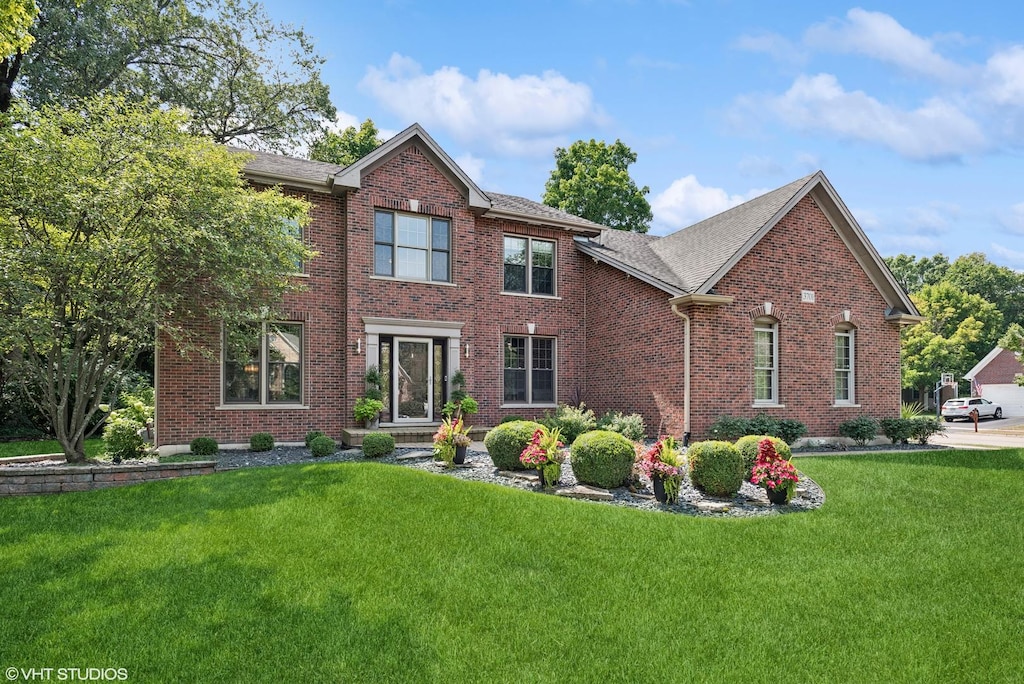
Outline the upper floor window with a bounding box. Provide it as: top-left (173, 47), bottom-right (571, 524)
top-left (374, 210), bottom-right (451, 283)
top-left (503, 236), bottom-right (555, 296)
top-left (224, 322), bottom-right (303, 405)
top-left (283, 217), bottom-right (305, 273)
top-left (753, 319), bottom-right (778, 404)
top-left (835, 327), bottom-right (855, 404)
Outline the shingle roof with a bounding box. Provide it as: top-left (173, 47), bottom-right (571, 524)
top-left (486, 192), bottom-right (607, 232)
top-left (576, 174), bottom-right (814, 294)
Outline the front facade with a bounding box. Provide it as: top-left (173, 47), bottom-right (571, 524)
top-left (155, 124), bottom-right (920, 451)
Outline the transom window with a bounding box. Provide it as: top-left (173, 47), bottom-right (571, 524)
top-left (835, 327), bottom-right (855, 404)
top-left (224, 322), bottom-right (303, 405)
top-left (374, 210), bottom-right (451, 282)
top-left (753, 319), bottom-right (778, 404)
top-left (504, 336), bottom-right (556, 404)
top-left (503, 236), bottom-right (555, 296)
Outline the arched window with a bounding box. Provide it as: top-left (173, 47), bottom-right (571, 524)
top-left (753, 317), bottom-right (778, 404)
top-left (835, 324), bottom-right (856, 404)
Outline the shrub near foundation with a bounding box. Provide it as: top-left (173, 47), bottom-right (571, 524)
top-left (250, 433), bottom-right (274, 452)
top-left (570, 430), bottom-right (635, 488)
top-left (362, 432), bottom-right (395, 458)
top-left (309, 435), bottom-right (336, 458)
top-left (688, 440), bottom-right (744, 497)
top-left (735, 435), bottom-right (791, 480)
top-left (484, 420), bottom-right (544, 471)
top-left (189, 437), bottom-right (219, 456)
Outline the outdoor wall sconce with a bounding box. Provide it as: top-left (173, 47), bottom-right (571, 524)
top-left (355, 338), bottom-right (362, 354)
top-left (465, 343), bottom-right (471, 358)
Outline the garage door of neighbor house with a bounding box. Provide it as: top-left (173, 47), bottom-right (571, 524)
top-left (979, 384), bottom-right (1024, 417)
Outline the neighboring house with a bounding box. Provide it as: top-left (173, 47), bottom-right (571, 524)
top-left (964, 347), bottom-right (1024, 416)
top-left (154, 124), bottom-right (921, 452)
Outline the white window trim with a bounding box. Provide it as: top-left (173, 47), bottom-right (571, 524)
top-left (834, 328), bottom-right (856, 406)
top-left (219, 321), bottom-right (307, 409)
top-left (374, 210), bottom-right (452, 284)
top-left (753, 321), bottom-right (778, 405)
top-left (503, 335), bottom-right (557, 405)
top-left (502, 235), bottom-right (557, 297)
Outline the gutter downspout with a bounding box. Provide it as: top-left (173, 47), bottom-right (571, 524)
top-left (670, 303), bottom-right (691, 443)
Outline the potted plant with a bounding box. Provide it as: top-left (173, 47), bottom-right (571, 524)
top-left (433, 415), bottom-right (472, 467)
top-left (750, 438), bottom-right (799, 504)
top-left (442, 370), bottom-right (479, 421)
top-left (519, 426), bottom-right (565, 488)
top-left (636, 435), bottom-right (683, 504)
top-left (354, 365), bottom-right (385, 428)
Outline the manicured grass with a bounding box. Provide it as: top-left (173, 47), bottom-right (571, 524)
top-left (1, 449), bottom-right (1021, 681)
top-left (0, 438), bottom-right (103, 459)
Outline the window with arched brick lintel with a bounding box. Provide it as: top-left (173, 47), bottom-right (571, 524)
top-left (834, 322), bottom-right (857, 405)
top-left (753, 315), bottom-right (779, 405)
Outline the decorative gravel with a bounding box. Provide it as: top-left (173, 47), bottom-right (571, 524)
top-left (212, 445), bottom-right (825, 518)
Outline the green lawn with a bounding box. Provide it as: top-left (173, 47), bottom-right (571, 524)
top-left (0, 438), bottom-right (103, 459)
top-left (1, 449), bottom-right (1021, 682)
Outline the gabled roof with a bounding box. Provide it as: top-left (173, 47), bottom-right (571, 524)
top-left (486, 192), bottom-right (606, 234)
top-left (964, 347), bottom-right (1024, 383)
top-left (575, 171), bottom-right (920, 317)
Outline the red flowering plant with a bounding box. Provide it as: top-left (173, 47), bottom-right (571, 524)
top-left (433, 415), bottom-right (471, 467)
top-left (636, 435), bottom-right (683, 503)
top-left (750, 437), bottom-right (799, 502)
top-left (519, 426), bottom-right (565, 487)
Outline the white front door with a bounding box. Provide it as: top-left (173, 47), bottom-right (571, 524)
top-left (394, 338), bottom-right (433, 422)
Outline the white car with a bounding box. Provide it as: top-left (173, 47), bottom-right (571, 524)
top-left (941, 397), bottom-right (1003, 422)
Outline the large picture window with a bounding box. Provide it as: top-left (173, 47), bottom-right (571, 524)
top-left (503, 336), bottom-right (555, 404)
top-left (835, 327), bottom-right (855, 404)
top-left (503, 236), bottom-right (555, 296)
top-left (753, 320), bottom-right (778, 404)
top-left (374, 210), bottom-right (451, 282)
top-left (224, 322), bottom-right (303, 405)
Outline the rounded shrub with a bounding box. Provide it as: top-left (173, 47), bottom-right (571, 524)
top-left (484, 420), bottom-right (545, 470)
top-left (189, 437), bottom-right (219, 456)
top-left (362, 432), bottom-right (395, 458)
top-left (570, 430), bottom-right (636, 489)
top-left (735, 435), bottom-right (791, 480)
top-left (688, 440), bottom-right (744, 497)
top-left (250, 432), bottom-right (274, 452)
top-left (310, 435), bottom-right (336, 458)
top-left (499, 415), bottom-right (526, 425)
top-left (305, 430), bottom-right (326, 447)
top-left (103, 414), bottom-right (146, 463)
top-left (839, 416), bottom-right (879, 447)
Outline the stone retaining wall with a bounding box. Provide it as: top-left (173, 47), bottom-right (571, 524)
top-left (0, 461), bottom-right (217, 496)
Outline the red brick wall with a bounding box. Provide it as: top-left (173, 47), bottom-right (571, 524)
top-left (585, 195), bottom-right (903, 439)
top-left (156, 189), bottom-right (348, 446)
top-left (975, 348), bottom-right (1024, 384)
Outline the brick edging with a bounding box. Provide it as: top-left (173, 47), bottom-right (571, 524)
top-left (0, 461), bottom-right (217, 496)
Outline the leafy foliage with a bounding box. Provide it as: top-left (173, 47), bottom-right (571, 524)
top-left (838, 416), bottom-right (879, 447)
top-left (309, 118), bottom-right (383, 166)
top-left (484, 420), bottom-right (543, 471)
top-left (735, 435), bottom-right (791, 480)
top-left (541, 403), bottom-right (596, 445)
top-left (309, 434), bottom-right (335, 458)
top-left (687, 440), bottom-right (744, 497)
top-left (101, 386), bottom-right (154, 463)
top-left (884, 253), bottom-right (950, 294)
top-left (707, 414), bottom-right (807, 445)
top-left (879, 418), bottom-right (914, 445)
top-left (249, 433), bottom-right (274, 452)
top-left (999, 324), bottom-right (1024, 387)
top-left (361, 432), bottom-right (394, 458)
top-left (12, 0), bottom-right (335, 150)
top-left (569, 430), bottom-right (635, 488)
top-left (542, 138), bottom-right (652, 232)
top-left (304, 430), bottom-right (325, 447)
top-left (0, 0), bottom-right (37, 58)
top-left (596, 411), bottom-right (647, 441)
top-left (0, 96), bottom-right (312, 461)
top-left (908, 417), bottom-right (944, 444)
top-left (189, 437), bottom-right (219, 456)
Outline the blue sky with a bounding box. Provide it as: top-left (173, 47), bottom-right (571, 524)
top-left (262, 0), bottom-right (1024, 269)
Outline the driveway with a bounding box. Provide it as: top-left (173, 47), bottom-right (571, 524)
top-left (932, 414), bottom-right (1024, 449)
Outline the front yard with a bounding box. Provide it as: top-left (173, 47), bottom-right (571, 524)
top-left (0, 448), bottom-right (1021, 681)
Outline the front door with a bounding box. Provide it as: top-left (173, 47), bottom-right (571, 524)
top-left (394, 338), bottom-right (432, 422)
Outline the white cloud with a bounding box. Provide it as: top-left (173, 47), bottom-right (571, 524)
top-left (325, 110), bottom-right (360, 133)
top-left (733, 32), bottom-right (806, 64)
top-left (853, 208), bottom-right (881, 230)
top-left (651, 176), bottom-right (759, 231)
top-left (360, 54), bottom-right (602, 156)
top-left (755, 73), bottom-right (986, 161)
top-left (906, 206), bottom-right (954, 234)
top-left (998, 202), bottom-right (1024, 235)
top-left (990, 242), bottom-right (1024, 269)
top-left (983, 46), bottom-right (1024, 107)
top-left (453, 153), bottom-right (485, 185)
top-left (804, 8), bottom-right (970, 83)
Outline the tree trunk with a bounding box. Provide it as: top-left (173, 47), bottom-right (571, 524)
top-left (0, 51), bottom-right (23, 114)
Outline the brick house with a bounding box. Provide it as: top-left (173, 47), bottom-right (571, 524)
top-left (964, 347), bottom-right (1024, 416)
top-left (154, 124), bottom-right (920, 452)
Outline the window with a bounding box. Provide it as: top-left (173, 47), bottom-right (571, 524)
top-left (283, 217), bottom-right (305, 272)
top-left (374, 210), bottom-right (450, 282)
top-left (503, 236), bottom-right (555, 295)
top-left (753, 320), bottom-right (777, 404)
top-left (835, 327), bottom-right (855, 404)
top-left (504, 336), bottom-right (555, 404)
top-left (224, 322), bottom-right (303, 405)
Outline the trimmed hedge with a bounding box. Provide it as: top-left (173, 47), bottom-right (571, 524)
top-left (484, 420), bottom-right (545, 471)
top-left (839, 416), bottom-right (878, 446)
top-left (362, 432), bottom-right (395, 458)
top-left (250, 433), bottom-right (274, 452)
top-left (734, 435), bottom-right (791, 480)
top-left (189, 437), bottom-right (219, 456)
top-left (570, 430), bottom-right (635, 489)
top-left (310, 435), bottom-right (336, 458)
top-left (688, 440), bottom-right (744, 497)
top-left (305, 430), bottom-right (326, 447)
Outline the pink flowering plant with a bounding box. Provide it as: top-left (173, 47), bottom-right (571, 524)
top-left (519, 426), bottom-right (565, 487)
top-left (433, 415), bottom-right (471, 467)
top-left (636, 435), bottom-right (683, 503)
top-left (750, 437), bottom-right (799, 502)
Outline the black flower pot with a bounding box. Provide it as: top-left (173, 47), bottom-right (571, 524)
top-left (454, 445), bottom-right (467, 465)
top-left (766, 487), bottom-right (789, 505)
top-left (652, 475), bottom-right (668, 503)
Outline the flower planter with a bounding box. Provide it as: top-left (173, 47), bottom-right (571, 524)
top-left (652, 475), bottom-right (667, 503)
top-left (454, 445), bottom-right (467, 465)
top-left (766, 487), bottom-right (789, 505)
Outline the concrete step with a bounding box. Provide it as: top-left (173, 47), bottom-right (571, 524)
top-left (341, 425), bottom-right (489, 447)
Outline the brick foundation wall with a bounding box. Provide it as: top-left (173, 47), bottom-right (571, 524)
top-left (0, 461), bottom-right (216, 496)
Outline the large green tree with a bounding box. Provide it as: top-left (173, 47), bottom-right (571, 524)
top-left (0, 96), bottom-right (313, 461)
top-left (310, 118), bottom-right (384, 166)
top-left (0, 0), bottom-right (38, 111)
top-left (883, 253), bottom-right (950, 294)
top-left (945, 252), bottom-right (1024, 327)
top-left (542, 138), bottom-right (653, 232)
top-left (4, 0), bottom-right (334, 151)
